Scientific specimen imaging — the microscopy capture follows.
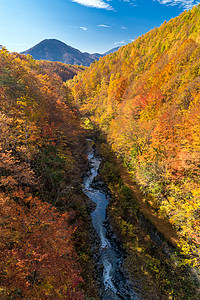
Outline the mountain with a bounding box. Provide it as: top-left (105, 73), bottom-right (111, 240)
top-left (21, 39), bottom-right (104, 66)
top-left (21, 39), bottom-right (122, 66)
top-left (103, 46), bottom-right (120, 55)
top-left (70, 4), bottom-right (200, 270)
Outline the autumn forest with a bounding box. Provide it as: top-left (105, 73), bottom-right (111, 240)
top-left (1, 4), bottom-right (200, 300)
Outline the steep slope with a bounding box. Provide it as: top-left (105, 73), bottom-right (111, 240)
top-left (0, 49), bottom-right (97, 298)
top-left (21, 39), bottom-right (102, 66)
top-left (70, 4), bottom-right (200, 266)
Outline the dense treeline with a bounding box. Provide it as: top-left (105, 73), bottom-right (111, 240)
top-left (0, 48), bottom-right (93, 299)
top-left (98, 141), bottom-right (197, 299)
top-left (70, 5), bottom-right (200, 265)
top-left (36, 59), bottom-right (85, 82)
top-left (14, 52), bottom-right (85, 81)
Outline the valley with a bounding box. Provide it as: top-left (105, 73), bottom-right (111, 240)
top-left (0, 3), bottom-right (200, 299)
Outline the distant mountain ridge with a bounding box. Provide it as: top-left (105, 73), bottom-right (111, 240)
top-left (103, 46), bottom-right (120, 55)
top-left (21, 39), bottom-right (120, 66)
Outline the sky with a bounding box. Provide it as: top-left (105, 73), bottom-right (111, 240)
top-left (0, 0), bottom-right (199, 54)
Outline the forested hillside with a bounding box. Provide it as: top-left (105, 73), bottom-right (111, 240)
top-left (0, 48), bottom-right (96, 299)
top-left (36, 59), bottom-right (85, 81)
top-left (14, 52), bottom-right (85, 81)
top-left (1, 4), bottom-right (200, 299)
top-left (70, 5), bottom-right (200, 265)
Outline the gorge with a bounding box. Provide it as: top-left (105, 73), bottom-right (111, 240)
top-left (0, 3), bottom-right (200, 299)
top-left (83, 140), bottom-right (139, 299)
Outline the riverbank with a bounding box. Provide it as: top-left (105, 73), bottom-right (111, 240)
top-left (82, 139), bottom-right (140, 299)
top-left (96, 138), bottom-right (199, 299)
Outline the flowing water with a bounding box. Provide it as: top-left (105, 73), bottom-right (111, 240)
top-left (82, 141), bottom-right (139, 300)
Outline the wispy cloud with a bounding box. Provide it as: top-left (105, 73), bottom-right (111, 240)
top-left (114, 38), bottom-right (135, 45)
top-left (121, 26), bottom-right (127, 29)
top-left (156, 0), bottom-right (200, 10)
top-left (66, 25), bottom-right (77, 28)
top-left (71, 0), bottom-right (113, 10)
top-left (98, 24), bottom-right (110, 27)
top-left (122, 0), bottom-right (137, 6)
top-left (114, 40), bottom-right (126, 45)
top-left (67, 25), bottom-right (88, 31)
top-left (80, 26), bottom-right (88, 30)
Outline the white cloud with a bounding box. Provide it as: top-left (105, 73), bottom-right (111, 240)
top-left (121, 26), bottom-right (127, 29)
top-left (98, 24), bottom-right (110, 27)
top-left (122, 0), bottom-right (137, 6)
top-left (71, 0), bottom-right (113, 10)
top-left (156, 0), bottom-right (200, 10)
top-left (80, 26), bottom-right (88, 30)
top-left (67, 25), bottom-right (77, 28)
top-left (114, 40), bottom-right (126, 45)
top-left (67, 25), bottom-right (88, 30)
top-left (114, 38), bottom-right (135, 45)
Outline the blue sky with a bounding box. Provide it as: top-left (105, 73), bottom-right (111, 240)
top-left (0, 0), bottom-right (199, 54)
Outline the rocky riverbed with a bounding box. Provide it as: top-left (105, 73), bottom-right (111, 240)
top-left (82, 141), bottom-right (140, 299)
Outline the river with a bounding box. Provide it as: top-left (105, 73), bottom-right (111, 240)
top-left (82, 141), bottom-right (140, 300)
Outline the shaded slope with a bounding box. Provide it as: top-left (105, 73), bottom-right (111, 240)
top-left (15, 51), bottom-right (86, 81)
top-left (36, 60), bottom-right (86, 82)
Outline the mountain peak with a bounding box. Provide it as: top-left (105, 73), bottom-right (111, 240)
top-left (21, 39), bottom-right (99, 66)
top-left (21, 39), bottom-right (121, 66)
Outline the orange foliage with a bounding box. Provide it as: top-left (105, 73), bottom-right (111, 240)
top-left (0, 47), bottom-right (86, 297)
top-left (70, 5), bottom-right (200, 264)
